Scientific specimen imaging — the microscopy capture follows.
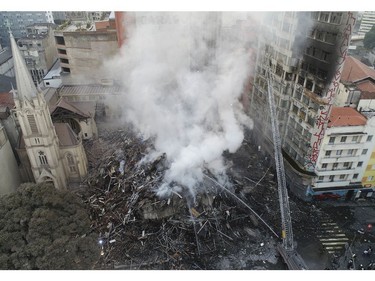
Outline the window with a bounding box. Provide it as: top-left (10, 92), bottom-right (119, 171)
top-left (66, 153), bottom-right (77, 173)
top-left (362, 149), bottom-right (368, 155)
top-left (318, 176), bottom-right (324, 181)
top-left (322, 163), bottom-right (328, 169)
top-left (339, 174), bottom-right (346, 180)
top-left (367, 135), bottom-right (373, 142)
top-left (352, 136), bottom-right (358, 142)
top-left (336, 150), bottom-right (342, 156)
top-left (27, 115), bottom-right (38, 134)
top-left (340, 136), bottom-right (347, 143)
top-left (38, 151), bottom-right (48, 165)
top-left (353, 174), bottom-right (359, 179)
top-left (343, 162), bottom-right (350, 168)
top-left (348, 149), bottom-right (356, 155)
top-left (329, 137), bottom-right (335, 144)
top-left (329, 175), bottom-right (335, 182)
top-left (358, 162), bottom-right (363, 167)
top-left (333, 163), bottom-right (338, 169)
top-left (325, 150), bottom-right (331, 156)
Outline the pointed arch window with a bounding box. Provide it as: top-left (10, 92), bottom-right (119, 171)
top-left (27, 114), bottom-right (39, 134)
top-left (66, 153), bottom-right (77, 173)
top-left (38, 151), bottom-right (48, 165)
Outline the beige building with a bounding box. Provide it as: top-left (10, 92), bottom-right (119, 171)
top-left (10, 31), bottom-right (88, 189)
top-left (54, 24), bottom-right (118, 84)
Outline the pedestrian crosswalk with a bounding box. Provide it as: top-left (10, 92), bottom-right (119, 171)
top-left (317, 218), bottom-right (349, 254)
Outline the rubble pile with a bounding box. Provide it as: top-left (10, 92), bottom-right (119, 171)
top-left (79, 128), bottom-right (285, 269)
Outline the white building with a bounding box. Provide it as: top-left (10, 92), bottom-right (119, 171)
top-left (313, 107), bottom-right (375, 199)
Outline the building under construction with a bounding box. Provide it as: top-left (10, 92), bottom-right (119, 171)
top-left (249, 12), bottom-right (357, 200)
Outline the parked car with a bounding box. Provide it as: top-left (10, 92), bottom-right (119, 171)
top-left (313, 192), bottom-right (341, 201)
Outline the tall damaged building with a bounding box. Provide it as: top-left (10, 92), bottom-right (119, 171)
top-left (249, 12), bottom-right (357, 200)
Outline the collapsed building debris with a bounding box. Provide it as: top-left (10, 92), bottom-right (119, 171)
top-left (78, 127), bottom-right (291, 269)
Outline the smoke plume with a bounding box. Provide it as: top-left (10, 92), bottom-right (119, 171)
top-left (105, 12), bottom-right (258, 200)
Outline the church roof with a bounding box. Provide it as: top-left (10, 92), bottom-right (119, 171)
top-left (50, 98), bottom-right (90, 119)
top-left (9, 31), bottom-right (38, 100)
top-left (54, 123), bottom-right (80, 147)
top-left (0, 92), bottom-right (15, 108)
top-left (0, 74), bottom-right (16, 93)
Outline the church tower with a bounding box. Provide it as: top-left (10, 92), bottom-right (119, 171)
top-left (10, 32), bottom-right (67, 189)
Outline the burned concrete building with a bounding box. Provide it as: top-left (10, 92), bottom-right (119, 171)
top-left (249, 12), bottom-right (357, 200)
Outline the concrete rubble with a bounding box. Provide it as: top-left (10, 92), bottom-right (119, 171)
top-left (77, 128), bottom-right (311, 269)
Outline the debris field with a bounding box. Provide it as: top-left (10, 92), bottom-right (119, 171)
top-left (78, 127), bottom-right (291, 269)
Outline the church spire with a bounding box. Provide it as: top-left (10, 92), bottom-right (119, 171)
top-left (9, 31), bottom-right (38, 100)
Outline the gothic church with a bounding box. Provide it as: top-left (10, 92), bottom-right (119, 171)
top-left (9, 32), bottom-right (88, 189)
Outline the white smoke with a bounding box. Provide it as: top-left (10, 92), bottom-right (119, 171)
top-left (105, 12), bottom-right (258, 199)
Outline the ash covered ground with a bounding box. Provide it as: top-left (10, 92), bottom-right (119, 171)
top-left (77, 122), bottom-right (324, 270)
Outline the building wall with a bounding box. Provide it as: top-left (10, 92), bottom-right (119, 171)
top-left (14, 93), bottom-right (67, 189)
top-left (17, 26), bottom-right (58, 86)
top-left (362, 148), bottom-right (375, 187)
top-left (249, 12), bottom-right (357, 200)
top-left (0, 12), bottom-right (50, 48)
top-left (60, 142), bottom-right (88, 183)
top-left (79, 118), bottom-right (97, 140)
top-left (54, 30), bottom-right (118, 82)
top-left (0, 125), bottom-right (21, 194)
top-left (0, 49), bottom-right (14, 77)
top-left (358, 11), bottom-right (375, 36)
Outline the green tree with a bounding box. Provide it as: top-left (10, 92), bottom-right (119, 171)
top-left (0, 183), bottom-right (99, 269)
top-left (363, 25), bottom-right (375, 50)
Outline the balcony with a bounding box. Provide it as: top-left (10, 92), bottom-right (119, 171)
top-left (323, 155), bottom-right (359, 163)
top-left (325, 142), bottom-right (364, 150)
top-left (316, 168), bottom-right (354, 176)
top-left (314, 180), bottom-right (350, 188)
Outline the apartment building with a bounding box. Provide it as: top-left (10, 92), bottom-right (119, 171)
top-left (313, 107), bottom-right (375, 199)
top-left (358, 11), bottom-right (375, 36)
top-left (0, 12), bottom-right (53, 48)
top-left (249, 12), bottom-right (357, 200)
top-left (17, 23), bottom-right (58, 86)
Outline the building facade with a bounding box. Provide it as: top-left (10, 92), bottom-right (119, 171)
top-left (0, 124), bottom-right (21, 194)
top-left (0, 12), bottom-right (53, 48)
top-left (10, 31), bottom-right (88, 189)
top-left (54, 27), bottom-right (118, 84)
top-left (358, 11), bottom-right (375, 36)
top-left (313, 107), bottom-right (375, 199)
top-left (249, 12), bottom-right (357, 200)
top-left (0, 46), bottom-right (14, 77)
top-left (17, 23), bottom-right (58, 86)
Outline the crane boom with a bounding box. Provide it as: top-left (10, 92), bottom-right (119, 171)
top-left (265, 72), bottom-right (308, 269)
top-left (266, 72), bottom-right (294, 250)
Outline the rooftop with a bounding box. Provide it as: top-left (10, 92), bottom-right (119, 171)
top-left (0, 74), bottom-right (16, 93)
top-left (0, 92), bottom-right (15, 108)
top-left (57, 84), bottom-right (121, 96)
top-left (0, 48), bottom-right (12, 65)
top-left (54, 122), bottom-right (79, 146)
top-left (341, 56), bottom-right (375, 83)
top-left (328, 107), bottom-right (367, 127)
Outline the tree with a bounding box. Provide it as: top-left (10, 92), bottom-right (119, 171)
top-left (0, 183), bottom-right (100, 269)
top-left (363, 25), bottom-right (375, 50)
